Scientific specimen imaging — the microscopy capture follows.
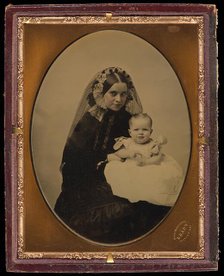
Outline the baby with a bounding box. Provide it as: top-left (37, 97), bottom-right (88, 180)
top-left (108, 113), bottom-right (167, 166)
top-left (105, 113), bottom-right (183, 206)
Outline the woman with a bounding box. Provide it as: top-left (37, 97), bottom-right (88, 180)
top-left (54, 67), bottom-right (170, 244)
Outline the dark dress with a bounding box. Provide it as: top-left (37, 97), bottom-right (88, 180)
top-left (54, 108), bottom-right (170, 243)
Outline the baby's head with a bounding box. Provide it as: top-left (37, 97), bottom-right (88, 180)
top-left (129, 113), bottom-right (153, 144)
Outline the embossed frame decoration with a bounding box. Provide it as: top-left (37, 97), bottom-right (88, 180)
top-left (4, 3), bottom-right (218, 273)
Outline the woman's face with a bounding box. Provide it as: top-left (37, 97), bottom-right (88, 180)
top-left (103, 82), bottom-right (128, 111)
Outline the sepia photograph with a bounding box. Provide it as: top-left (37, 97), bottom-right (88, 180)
top-left (31, 30), bottom-right (191, 244)
top-left (4, 3), bottom-right (219, 273)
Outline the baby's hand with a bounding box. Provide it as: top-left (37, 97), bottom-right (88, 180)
top-left (128, 151), bottom-right (138, 159)
top-left (134, 153), bottom-right (145, 166)
top-left (151, 145), bottom-right (160, 155)
top-left (136, 160), bottom-right (145, 166)
top-left (134, 153), bottom-right (142, 159)
top-left (149, 152), bottom-right (163, 165)
top-left (107, 153), bottom-right (124, 162)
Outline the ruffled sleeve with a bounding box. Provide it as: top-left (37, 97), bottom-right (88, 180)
top-left (113, 136), bottom-right (132, 150)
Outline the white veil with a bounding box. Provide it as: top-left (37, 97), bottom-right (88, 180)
top-left (67, 67), bottom-right (143, 139)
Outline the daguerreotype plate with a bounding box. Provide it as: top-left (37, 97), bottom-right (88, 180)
top-left (4, 3), bottom-right (219, 273)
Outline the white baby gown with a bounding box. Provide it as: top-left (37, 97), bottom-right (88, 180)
top-left (104, 138), bottom-right (184, 206)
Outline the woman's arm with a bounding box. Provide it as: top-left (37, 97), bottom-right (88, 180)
top-left (61, 114), bottom-right (104, 183)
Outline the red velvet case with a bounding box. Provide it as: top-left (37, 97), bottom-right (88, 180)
top-left (4, 3), bottom-right (218, 272)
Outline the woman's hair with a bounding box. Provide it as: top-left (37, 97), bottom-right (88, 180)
top-left (129, 113), bottom-right (153, 128)
top-left (100, 68), bottom-right (134, 95)
top-left (88, 67), bottom-right (134, 106)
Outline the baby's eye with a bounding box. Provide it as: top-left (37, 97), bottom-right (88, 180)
top-left (143, 128), bottom-right (149, 131)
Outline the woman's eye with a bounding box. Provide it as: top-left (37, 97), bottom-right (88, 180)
top-left (110, 91), bottom-right (117, 97)
top-left (121, 92), bottom-right (127, 97)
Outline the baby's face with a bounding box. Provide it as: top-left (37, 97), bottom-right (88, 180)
top-left (129, 118), bottom-right (152, 144)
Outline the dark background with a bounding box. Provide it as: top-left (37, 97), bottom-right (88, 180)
top-left (1, 0), bottom-right (223, 274)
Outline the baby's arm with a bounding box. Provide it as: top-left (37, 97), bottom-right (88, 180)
top-left (114, 148), bottom-right (131, 159)
top-left (145, 152), bottom-right (163, 165)
top-left (135, 151), bottom-right (163, 166)
top-left (107, 148), bottom-right (130, 162)
top-left (107, 147), bottom-right (135, 162)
